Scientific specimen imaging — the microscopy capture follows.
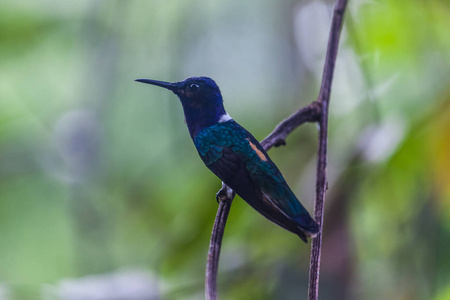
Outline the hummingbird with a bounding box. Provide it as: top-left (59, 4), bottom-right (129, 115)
top-left (135, 76), bottom-right (319, 242)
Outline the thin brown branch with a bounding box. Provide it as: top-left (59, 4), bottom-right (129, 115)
top-left (309, 1), bottom-right (348, 299)
top-left (205, 185), bottom-right (235, 300)
top-left (205, 0), bottom-right (348, 299)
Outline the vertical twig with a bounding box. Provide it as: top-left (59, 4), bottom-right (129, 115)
top-left (205, 195), bottom-right (234, 300)
top-left (308, 0), bottom-right (348, 299)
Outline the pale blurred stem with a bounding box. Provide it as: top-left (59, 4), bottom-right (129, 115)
top-left (205, 0), bottom-right (348, 299)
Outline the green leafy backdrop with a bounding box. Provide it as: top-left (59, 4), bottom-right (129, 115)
top-left (1, 0), bottom-right (449, 299)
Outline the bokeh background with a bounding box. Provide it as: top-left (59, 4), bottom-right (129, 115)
top-left (1, 0), bottom-right (450, 299)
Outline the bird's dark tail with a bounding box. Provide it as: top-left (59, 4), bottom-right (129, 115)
top-left (254, 192), bottom-right (320, 243)
top-left (294, 214), bottom-right (320, 242)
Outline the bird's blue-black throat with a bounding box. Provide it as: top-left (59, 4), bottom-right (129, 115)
top-left (135, 76), bottom-right (320, 242)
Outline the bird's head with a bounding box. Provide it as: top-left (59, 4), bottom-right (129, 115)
top-left (136, 76), bottom-right (229, 137)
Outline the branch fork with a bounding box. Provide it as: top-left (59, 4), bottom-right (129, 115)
top-left (205, 1), bottom-right (348, 299)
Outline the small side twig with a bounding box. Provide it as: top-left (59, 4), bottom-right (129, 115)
top-left (261, 102), bottom-right (321, 150)
top-left (205, 0), bottom-right (348, 299)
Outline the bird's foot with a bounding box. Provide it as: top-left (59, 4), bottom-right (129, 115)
top-left (216, 182), bottom-right (235, 204)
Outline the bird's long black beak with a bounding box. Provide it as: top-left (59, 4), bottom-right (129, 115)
top-left (135, 79), bottom-right (178, 92)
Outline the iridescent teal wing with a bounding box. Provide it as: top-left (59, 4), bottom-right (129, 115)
top-left (194, 121), bottom-right (319, 241)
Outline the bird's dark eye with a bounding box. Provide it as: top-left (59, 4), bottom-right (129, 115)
top-left (188, 83), bottom-right (199, 91)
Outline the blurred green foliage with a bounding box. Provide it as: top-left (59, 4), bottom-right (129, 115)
top-left (1, 0), bottom-right (449, 299)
